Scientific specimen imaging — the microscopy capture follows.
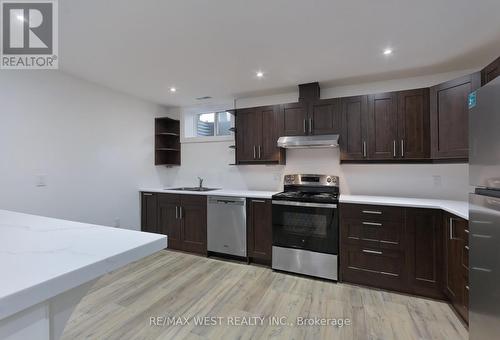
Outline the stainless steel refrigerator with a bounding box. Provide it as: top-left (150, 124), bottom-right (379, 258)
top-left (469, 76), bottom-right (500, 339)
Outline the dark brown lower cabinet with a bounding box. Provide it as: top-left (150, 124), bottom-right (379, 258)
top-left (157, 193), bottom-right (207, 255)
top-left (444, 213), bottom-right (469, 323)
top-left (247, 199), bottom-right (272, 265)
top-left (406, 209), bottom-right (444, 299)
top-left (340, 203), bottom-right (468, 323)
top-left (141, 192), bottom-right (158, 234)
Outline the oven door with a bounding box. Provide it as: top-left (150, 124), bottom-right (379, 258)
top-left (272, 200), bottom-right (338, 254)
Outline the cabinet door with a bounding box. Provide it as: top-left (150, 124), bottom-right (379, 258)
top-left (282, 102), bottom-right (308, 136)
top-left (141, 192), bottom-right (158, 233)
top-left (310, 98), bottom-right (341, 135)
top-left (260, 105), bottom-right (285, 163)
top-left (444, 214), bottom-right (468, 321)
top-left (247, 199), bottom-right (272, 264)
top-left (158, 194), bottom-right (182, 250)
top-left (236, 107), bottom-right (262, 163)
top-left (368, 92), bottom-right (399, 159)
top-left (397, 89), bottom-right (430, 159)
top-left (430, 73), bottom-right (481, 160)
top-left (481, 56), bottom-right (500, 86)
top-left (180, 195), bottom-right (207, 255)
top-left (340, 95), bottom-right (368, 160)
top-left (406, 208), bottom-right (444, 299)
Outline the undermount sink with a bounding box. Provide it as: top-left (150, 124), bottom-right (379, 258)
top-left (169, 187), bottom-right (219, 192)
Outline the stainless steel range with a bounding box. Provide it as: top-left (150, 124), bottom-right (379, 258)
top-left (272, 174), bottom-right (339, 281)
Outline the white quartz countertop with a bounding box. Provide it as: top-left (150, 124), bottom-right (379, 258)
top-left (0, 210), bottom-right (167, 320)
top-left (140, 188), bottom-right (279, 199)
top-left (340, 195), bottom-right (468, 220)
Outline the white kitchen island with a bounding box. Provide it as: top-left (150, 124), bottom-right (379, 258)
top-left (0, 210), bottom-right (167, 340)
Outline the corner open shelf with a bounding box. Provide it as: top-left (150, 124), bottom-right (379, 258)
top-left (155, 117), bottom-right (180, 166)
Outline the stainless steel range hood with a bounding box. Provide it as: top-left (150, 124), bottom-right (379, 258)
top-left (277, 134), bottom-right (339, 149)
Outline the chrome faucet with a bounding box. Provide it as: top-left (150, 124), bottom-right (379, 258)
top-left (198, 177), bottom-right (204, 189)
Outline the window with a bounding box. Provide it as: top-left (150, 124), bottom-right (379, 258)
top-left (195, 111), bottom-right (233, 137)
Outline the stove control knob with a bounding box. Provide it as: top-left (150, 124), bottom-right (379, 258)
top-left (326, 177), bottom-right (332, 183)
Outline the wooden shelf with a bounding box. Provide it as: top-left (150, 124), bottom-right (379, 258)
top-left (155, 117), bottom-right (180, 166)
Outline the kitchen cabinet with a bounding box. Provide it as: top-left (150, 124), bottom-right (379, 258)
top-left (397, 88), bottom-right (430, 159)
top-left (247, 199), bottom-right (272, 265)
top-left (430, 73), bottom-right (481, 160)
top-left (368, 92), bottom-right (399, 159)
top-left (340, 95), bottom-right (369, 160)
top-left (406, 208), bottom-right (444, 299)
top-left (141, 192), bottom-right (158, 234)
top-left (282, 102), bottom-right (308, 136)
top-left (235, 105), bottom-right (285, 164)
top-left (444, 213), bottom-right (469, 323)
top-left (340, 204), bottom-right (407, 292)
top-left (309, 98), bottom-right (342, 135)
top-left (481, 56), bottom-right (500, 86)
top-left (157, 193), bottom-right (207, 255)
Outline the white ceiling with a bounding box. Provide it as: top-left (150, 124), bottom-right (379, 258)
top-left (59, 0), bottom-right (500, 107)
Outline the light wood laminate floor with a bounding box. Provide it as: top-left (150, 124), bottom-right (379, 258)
top-left (62, 250), bottom-right (467, 340)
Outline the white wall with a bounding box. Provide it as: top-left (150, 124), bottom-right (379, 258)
top-left (0, 71), bottom-right (170, 230)
top-left (167, 70), bottom-right (477, 201)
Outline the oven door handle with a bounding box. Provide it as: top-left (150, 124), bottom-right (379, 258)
top-left (272, 200), bottom-right (337, 209)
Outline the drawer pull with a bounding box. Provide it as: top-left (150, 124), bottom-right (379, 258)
top-left (251, 200), bottom-right (266, 203)
top-left (362, 222), bottom-right (382, 226)
top-left (464, 229), bottom-right (469, 234)
top-left (465, 245), bottom-right (470, 250)
top-left (362, 210), bottom-right (382, 215)
top-left (143, 193), bottom-right (153, 196)
top-left (362, 249), bottom-right (382, 255)
top-left (465, 285), bottom-right (470, 291)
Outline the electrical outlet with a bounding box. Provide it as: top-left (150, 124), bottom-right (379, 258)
top-left (36, 174), bottom-right (47, 187)
top-left (432, 175), bottom-right (442, 187)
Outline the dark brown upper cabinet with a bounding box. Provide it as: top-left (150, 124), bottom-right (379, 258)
top-left (282, 102), bottom-right (308, 136)
top-left (430, 73), bottom-right (480, 160)
top-left (481, 56), bottom-right (500, 86)
top-left (309, 98), bottom-right (342, 135)
top-left (340, 95), bottom-right (369, 160)
top-left (397, 89), bottom-right (430, 159)
top-left (368, 92), bottom-right (399, 159)
top-left (283, 83), bottom-right (341, 136)
top-left (235, 105), bottom-right (285, 164)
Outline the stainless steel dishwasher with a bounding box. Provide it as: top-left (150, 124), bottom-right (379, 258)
top-left (207, 196), bottom-right (246, 257)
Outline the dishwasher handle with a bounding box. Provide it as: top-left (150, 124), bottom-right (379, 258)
top-left (208, 196), bottom-right (246, 206)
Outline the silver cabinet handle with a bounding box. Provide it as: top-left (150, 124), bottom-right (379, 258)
top-left (309, 118), bottom-right (313, 134)
top-left (363, 222), bottom-right (382, 226)
top-left (465, 245), bottom-right (470, 250)
top-left (464, 229), bottom-right (469, 234)
top-left (401, 139), bottom-right (404, 157)
top-left (179, 206), bottom-right (183, 219)
top-left (175, 206), bottom-right (179, 219)
top-left (449, 217), bottom-right (455, 240)
top-left (465, 285), bottom-right (470, 291)
top-left (393, 140), bottom-right (396, 157)
top-left (363, 249), bottom-right (383, 255)
top-left (251, 199), bottom-right (266, 203)
top-left (253, 145), bottom-right (256, 159)
top-left (258, 145), bottom-right (262, 159)
top-left (303, 119), bottom-right (307, 133)
top-left (362, 210), bottom-right (382, 215)
top-left (143, 193), bottom-right (153, 196)
top-left (363, 141), bottom-right (367, 158)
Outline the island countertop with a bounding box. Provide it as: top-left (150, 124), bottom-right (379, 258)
top-left (0, 209), bottom-right (166, 320)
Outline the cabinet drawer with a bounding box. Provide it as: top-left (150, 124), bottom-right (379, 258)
top-left (341, 218), bottom-right (404, 250)
top-left (341, 245), bottom-right (406, 292)
top-left (158, 193), bottom-right (181, 204)
top-left (341, 204), bottom-right (403, 223)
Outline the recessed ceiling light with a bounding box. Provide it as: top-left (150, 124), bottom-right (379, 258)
top-left (169, 87), bottom-right (177, 93)
top-left (383, 48), bottom-right (393, 56)
top-left (256, 71), bottom-right (264, 78)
